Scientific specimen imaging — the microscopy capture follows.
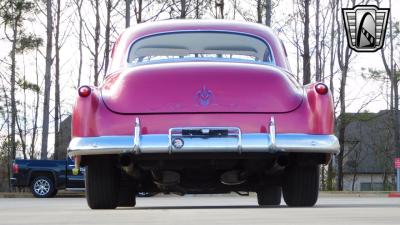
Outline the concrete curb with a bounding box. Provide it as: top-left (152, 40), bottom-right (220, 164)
top-left (0, 191), bottom-right (84, 198)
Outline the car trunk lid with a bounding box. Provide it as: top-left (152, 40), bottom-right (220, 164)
top-left (101, 62), bottom-right (303, 114)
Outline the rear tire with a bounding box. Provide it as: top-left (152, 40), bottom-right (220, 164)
top-left (118, 189), bottom-right (136, 207)
top-left (117, 173), bottom-right (136, 207)
top-left (257, 186), bottom-right (281, 206)
top-left (282, 165), bottom-right (319, 207)
top-left (85, 156), bottom-right (119, 209)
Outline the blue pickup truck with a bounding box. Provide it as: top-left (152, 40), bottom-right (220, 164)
top-left (11, 158), bottom-right (84, 198)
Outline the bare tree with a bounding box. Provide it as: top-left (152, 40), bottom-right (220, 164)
top-left (315, 0), bottom-right (320, 81)
top-left (0, 0), bottom-right (40, 160)
top-left (104, 0), bottom-right (120, 76)
top-left (327, 0), bottom-right (337, 190)
top-left (92, 0), bottom-right (101, 86)
top-left (301, 0), bottom-right (311, 85)
top-left (265, 0), bottom-right (272, 26)
top-left (379, 0), bottom-right (399, 185)
top-left (30, 48), bottom-right (41, 159)
top-left (336, 0), bottom-right (354, 191)
top-left (41, 0), bottom-right (54, 159)
top-left (53, 0), bottom-right (61, 160)
top-left (126, 0), bottom-right (131, 27)
top-left (74, 0), bottom-right (84, 87)
top-left (134, 0), bottom-right (143, 23)
top-left (215, 0), bottom-right (224, 19)
top-left (256, 0), bottom-right (262, 23)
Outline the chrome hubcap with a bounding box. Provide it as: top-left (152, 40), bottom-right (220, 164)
top-left (33, 179), bottom-right (50, 196)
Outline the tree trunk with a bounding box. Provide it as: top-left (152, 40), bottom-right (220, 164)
top-left (327, 0), bottom-right (336, 191)
top-left (54, 0), bottom-right (61, 160)
top-left (351, 172), bottom-right (356, 191)
top-left (388, 0), bottom-right (400, 173)
top-left (10, 14), bottom-right (18, 160)
top-left (76, 0), bottom-right (83, 87)
top-left (219, 0), bottom-right (224, 19)
top-left (125, 0), bottom-right (131, 27)
top-left (137, 0), bottom-right (142, 23)
top-left (302, 0), bottom-right (311, 85)
top-left (335, 0), bottom-right (353, 191)
top-left (337, 68), bottom-right (347, 191)
top-left (265, 0), bottom-right (272, 26)
top-left (315, 0), bottom-right (320, 81)
top-left (31, 49), bottom-right (40, 159)
top-left (195, 0), bottom-right (200, 18)
top-left (93, 0), bottom-right (100, 86)
top-left (256, 0), bottom-right (262, 23)
top-left (41, 0), bottom-right (53, 160)
top-left (104, 0), bottom-right (112, 76)
top-left (180, 0), bottom-right (186, 18)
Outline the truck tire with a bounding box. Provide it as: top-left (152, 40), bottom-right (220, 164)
top-left (50, 189), bottom-right (58, 197)
top-left (31, 176), bottom-right (56, 198)
top-left (282, 165), bottom-right (319, 207)
top-left (257, 186), bottom-right (281, 206)
top-left (85, 156), bottom-right (119, 209)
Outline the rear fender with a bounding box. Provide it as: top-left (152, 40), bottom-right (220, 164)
top-left (71, 87), bottom-right (100, 137)
top-left (304, 83), bottom-right (334, 134)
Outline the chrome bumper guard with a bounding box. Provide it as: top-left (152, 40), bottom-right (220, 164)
top-left (68, 117), bottom-right (340, 157)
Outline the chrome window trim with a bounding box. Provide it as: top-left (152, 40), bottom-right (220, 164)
top-left (125, 30), bottom-right (276, 67)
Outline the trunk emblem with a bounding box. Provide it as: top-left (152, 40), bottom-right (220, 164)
top-left (196, 86), bottom-right (213, 106)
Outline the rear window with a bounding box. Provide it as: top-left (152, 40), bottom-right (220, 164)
top-left (127, 32), bottom-right (274, 64)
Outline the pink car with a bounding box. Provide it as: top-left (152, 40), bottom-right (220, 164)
top-left (68, 20), bottom-right (339, 209)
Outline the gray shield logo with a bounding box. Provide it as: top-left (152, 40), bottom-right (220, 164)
top-left (342, 5), bottom-right (390, 52)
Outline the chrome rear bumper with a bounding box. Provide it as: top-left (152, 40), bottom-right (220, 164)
top-left (68, 117), bottom-right (339, 157)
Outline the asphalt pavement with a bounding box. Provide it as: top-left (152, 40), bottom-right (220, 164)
top-left (0, 194), bottom-right (399, 225)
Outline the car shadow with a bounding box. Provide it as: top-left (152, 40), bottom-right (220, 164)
top-left (315, 204), bottom-right (400, 208)
top-left (117, 203), bottom-right (399, 210)
top-left (120, 205), bottom-right (285, 210)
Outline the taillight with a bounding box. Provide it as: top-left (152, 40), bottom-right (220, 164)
top-left (315, 83), bottom-right (328, 95)
top-left (12, 163), bottom-right (19, 174)
top-left (78, 86), bottom-right (91, 97)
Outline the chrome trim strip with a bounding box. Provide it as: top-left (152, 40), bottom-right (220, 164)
top-left (67, 177), bottom-right (84, 181)
top-left (237, 128), bottom-right (242, 154)
top-left (133, 117), bottom-right (141, 154)
top-left (65, 188), bottom-right (85, 191)
top-left (168, 128), bottom-right (173, 154)
top-left (68, 133), bottom-right (340, 157)
top-left (269, 117), bottom-right (276, 148)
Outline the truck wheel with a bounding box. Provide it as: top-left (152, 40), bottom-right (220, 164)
top-left (282, 165), bottom-right (319, 207)
top-left (31, 176), bottom-right (55, 198)
top-left (257, 186), bottom-right (281, 206)
top-left (85, 156), bottom-right (119, 209)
